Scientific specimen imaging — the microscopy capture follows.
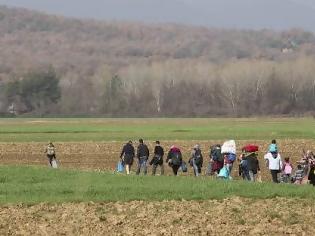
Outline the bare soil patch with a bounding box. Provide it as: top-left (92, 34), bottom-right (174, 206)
top-left (1, 197), bottom-right (314, 235)
top-left (1, 141), bottom-right (315, 235)
top-left (1, 140), bottom-right (315, 180)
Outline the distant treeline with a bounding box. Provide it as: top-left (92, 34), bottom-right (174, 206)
top-left (0, 6), bottom-right (315, 117)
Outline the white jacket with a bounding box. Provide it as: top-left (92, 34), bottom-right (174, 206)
top-left (264, 152), bottom-right (282, 170)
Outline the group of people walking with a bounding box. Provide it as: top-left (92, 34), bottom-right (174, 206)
top-left (119, 139), bottom-right (235, 177)
top-left (119, 139), bottom-right (315, 186)
top-left (261, 140), bottom-right (315, 185)
top-left (119, 139), bottom-right (186, 176)
top-left (44, 139), bottom-right (315, 185)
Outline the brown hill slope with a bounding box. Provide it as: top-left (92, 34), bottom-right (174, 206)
top-left (1, 5), bottom-right (315, 79)
top-left (1, 6), bottom-right (315, 116)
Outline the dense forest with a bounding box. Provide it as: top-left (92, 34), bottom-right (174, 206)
top-left (1, 6), bottom-right (315, 117)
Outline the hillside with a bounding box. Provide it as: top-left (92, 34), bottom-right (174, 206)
top-left (2, 0), bottom-right (315, 31)
top-left (0, 6), bottom-right (315, 116)
top-left (0, 6), bottom-right (314, 78)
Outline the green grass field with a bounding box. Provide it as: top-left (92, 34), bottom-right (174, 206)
top-left (0, 118), bottom-right (315, 142)
top-left (0, 165), bottom-right (314, 204)
top-left (1, 118), bottom-right (315, 205)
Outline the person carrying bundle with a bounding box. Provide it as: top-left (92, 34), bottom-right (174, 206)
top-left (221, 140), bottom-right (236, 175)
top-left (166, 145), bottom-right (183, 176)
top-left (241, 145), bottom-right (260, 182)
top-left (207, 144), bottom-right (224, 176)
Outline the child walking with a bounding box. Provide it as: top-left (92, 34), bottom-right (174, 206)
top-left (291, 164), bottom-right (304, 184)
top-left (281, 157), bottom-right (293, 183)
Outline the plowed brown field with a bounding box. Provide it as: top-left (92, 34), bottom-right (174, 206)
top-left (1, 198), bottom-right (315, 236)
top-left (1, 140), bottom-right (315, 180)
top-left (1, 140), bottom-right (315, 235)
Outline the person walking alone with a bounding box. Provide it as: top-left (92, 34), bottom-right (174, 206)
top-left (45, 142), bottom-right (57, 167)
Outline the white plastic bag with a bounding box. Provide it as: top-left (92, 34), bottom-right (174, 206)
top-left (221, 140), bottom-right (236, 154)
top-left (51, 159), bottom-right (58, 168)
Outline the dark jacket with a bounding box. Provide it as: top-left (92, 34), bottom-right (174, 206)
top-left (154, 145), bottom-right (164, 157)
top-left (308, 166), bottom-right (315, 185)
top-left (247, 153), bottom-right (260, 174)
top-left (150, 145), bottom-right (165, 165)
top-left (137, 143), bottom-right (149, 159)
top-left (120, 143), bottom-right (135, 158)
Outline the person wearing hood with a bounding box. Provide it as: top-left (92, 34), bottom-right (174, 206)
top-left (189, 144), bottom-right (203, 177)
top-left (166, 145), bottom-right (183, 176)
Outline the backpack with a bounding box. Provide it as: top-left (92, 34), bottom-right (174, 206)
top-left (172, 152), bottom-right (181, 166)
top-left (284, 163), bottom-right (292, 175)
top-left (211, 145), bottom-right (223, 162)
top-left (47, 146), bottom-right (55, 155)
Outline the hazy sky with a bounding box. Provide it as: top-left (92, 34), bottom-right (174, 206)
top-left (1, 0), bottom-right (315, 31)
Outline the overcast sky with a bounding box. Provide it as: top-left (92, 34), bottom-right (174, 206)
top-left (1, 0), bottom-right (315, 31)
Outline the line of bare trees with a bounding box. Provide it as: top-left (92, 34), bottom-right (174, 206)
top-left (1, 57), bottom-right (315, 117)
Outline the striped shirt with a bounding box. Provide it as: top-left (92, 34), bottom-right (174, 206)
top-left (294, 169), bottom-right (304, 181)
